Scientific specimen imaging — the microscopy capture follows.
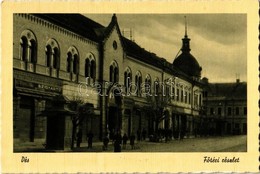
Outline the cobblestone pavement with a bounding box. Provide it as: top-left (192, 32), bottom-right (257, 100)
top-left (15, 135), bottom-right (247, 152)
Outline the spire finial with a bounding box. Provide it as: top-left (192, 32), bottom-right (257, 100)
top-left (184, 16), bottom-right (187, 37)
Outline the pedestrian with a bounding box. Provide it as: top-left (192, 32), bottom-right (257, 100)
top-left (103, 133), bottom-right (109, 151)
top-left (114, 131), bottom-right (122, 152)
top-left (87, 131), bottom-right (94, 149)
top-left (122, 133), bottom-right (128, 149)
top-left (130, 133), bottom-right (135, 150)
top-left (76, 129), bottom-right (82, 147)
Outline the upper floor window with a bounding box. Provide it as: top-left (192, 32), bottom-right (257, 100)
top-left (19, 30), bottom-right (37, 63)
top-left (45, 38), bottom-right (60, 69)
top-left (85, 53), bottom-right (96, 81)
top-left (154, 78), bottom-right (159, 96)
top-left (67, 46), bottom-right (79, 74)
top-left (135, 71), bottom-right (142, 96)
top-left (124, 67), bottom-right (132, 93)
top-left (145, 74), bottom-right (152, 95)
top-left (176, 88), bottom-right (180, 101)
top-left (109, 61), bottom-right (119, 83)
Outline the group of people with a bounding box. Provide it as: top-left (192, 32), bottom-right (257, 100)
top-left (104, 131), bottom-right (136, 152)
top-left (76, 129), bottom-right (94, 149)
top-left (75, 129), bottom-right (148, 152)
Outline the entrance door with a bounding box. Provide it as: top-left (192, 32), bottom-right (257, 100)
top-left (108, 106), bottom-right (121, 134)
top-left (46, 116), bottom-right (65, 150)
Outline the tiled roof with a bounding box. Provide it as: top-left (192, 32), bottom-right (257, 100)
top-left (207, 82), bottom-right (247, 99)
top-left (31, 14), bottom-right (104, 42)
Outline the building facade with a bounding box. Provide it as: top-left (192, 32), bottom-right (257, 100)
top-left (202, 78), bottom-right (247, 136)
top-left (13, 14), bottom-right (205, 150)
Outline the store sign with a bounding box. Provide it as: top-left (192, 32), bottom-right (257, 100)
top-left (15, 79), bottom-right (62, 93)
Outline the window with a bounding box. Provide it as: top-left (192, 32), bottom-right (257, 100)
top-left (73, 55), bottom-right (79, 74)
top-left (135, 71), bottom-right (142, 96)
top-left (228, 107), bottom-right (232, 115)
top-left (181, 89), bottom-right (183, 102)
top-left (45, 39), bottom-right (60, 69)
top-left (185, 91), bottom-right (188, 103)
top-left (67, 46), bottom-right (79, 74)
top-left (20, 36), bottom-right (28, 61)
top-left (236, 107), bottom-right (239, 115)
top-left (145, 75), bottom-right (151, 94)
top-left (90, 60), bottom-right (96, 79)
top-left (124, 68), bottom-right (132, 93)
top-left (85, 54), bottom-right (96, 81)
top-left (176, 88), bottom-right (179, 101)
top-left (154, 79), bottom-right (159, 96)
top-left (67, 52), bottom-right (72, 72)
top-left (85, 59), bottom-right (90, 77)
top-left (244, 107), bottom-right (247, 115)
top-left (172, 86), bottom-right (175, 100)
top-left (218, 107), bottom-right (221, 115)
top-left (46, 45), bottom-right (52, 67)
top-left (20, 30), bottom-right (37, 63)
top-left (53, 47), bottom-right (59, 69)
top-left (109, 61), bottom-right (119, 83)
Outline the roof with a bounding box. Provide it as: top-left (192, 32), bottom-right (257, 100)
top-left (31, 14), bottom-right (105, 42)
top-left (30, 14), bottom-right (202, 83)
top-left (173, 52), bottom-right (202, 77)
top-left (206, 82), bottom-right (247, 100)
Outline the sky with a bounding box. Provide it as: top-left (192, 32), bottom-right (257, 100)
top-left (85, 14), bottom-right (247, 83)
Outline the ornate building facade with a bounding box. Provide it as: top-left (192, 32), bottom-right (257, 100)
top-left (13, 14), bottom-right (205, 150)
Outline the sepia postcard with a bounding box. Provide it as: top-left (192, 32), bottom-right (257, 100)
top-left (1, 0), bottom-right (259, 173)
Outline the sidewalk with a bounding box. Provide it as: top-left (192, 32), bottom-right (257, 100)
top-left (14, 135), bottom-right (247, 152)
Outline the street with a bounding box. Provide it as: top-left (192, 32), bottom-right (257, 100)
top-left (14, 135), bottom-right (246, 152)
top-left (73, 135), bottom-right (247, 152)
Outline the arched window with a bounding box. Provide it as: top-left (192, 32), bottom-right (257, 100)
top-left (45, 45), bottom-right (52, 67)
top-left (110, 65), bottom-right (114, 82)
top-left (45, 39), bottom-right (60, 69)
top-left (90, 60), bottom-right (96, 79)
top-left (67, 46), bottom-right (79, 74)
top-left (154, 78), bottom-right (159, 96)
top-left (124, 67), bottom-right (132, 93)
top-left (145, 74), bottom-right (152, 94)
top-left (85, 59), bottom-right (90, 77)
top-left (30, 40), bottom-right (37, 63)
top-left (67, 52), bottom-right (72, 72)
top-left (73, 54), bottom-right (79, 74)
top-left (109, 61), bottom-right (119, 83)
top-left (20, 30), bottom-right (37, 63)
top-left (20, 36), bottom-right (28, 61)
top-left (135, 71), bottom-right (142, 96)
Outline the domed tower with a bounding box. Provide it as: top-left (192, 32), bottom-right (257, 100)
top-left (173, 17), bottom-right (202, 78)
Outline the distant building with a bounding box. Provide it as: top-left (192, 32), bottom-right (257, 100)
top-left (202, 78), bottom-right (247, 136)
